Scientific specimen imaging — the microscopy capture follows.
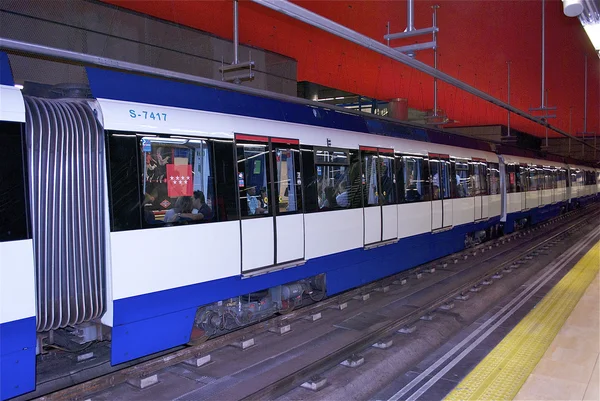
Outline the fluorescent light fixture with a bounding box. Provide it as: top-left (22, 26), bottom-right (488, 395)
top-left (583, 23), bottom-right (600, 51)
top-left (14, 84), bottom-right (23, 90)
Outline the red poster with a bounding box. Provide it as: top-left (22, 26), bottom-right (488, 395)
top-left (510, 172), bottom-right (515, 185)
top-left (166, 164), bottom-right (193, 197)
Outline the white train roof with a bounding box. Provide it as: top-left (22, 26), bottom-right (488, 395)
top-left (97, 98), bottom-right (499, 162)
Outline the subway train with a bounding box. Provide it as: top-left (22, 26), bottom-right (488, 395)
top-left (0, 52), bottom-right (599, 400)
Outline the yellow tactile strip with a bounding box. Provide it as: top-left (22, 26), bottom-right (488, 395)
top-left (445, 241), bottom-right (600, 401)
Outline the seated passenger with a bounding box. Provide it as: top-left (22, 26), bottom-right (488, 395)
top-left (247, 186), bottom-right (267, 215)
top-left (320, 187), bottom-right (339, 210)
top-left (335, 182), bottom-right (349, 207)
top-left (179, 191), bottom-right (213, 222)
top-left (163, 196), bottom-right (193, 223)
top-left (405, 184), bottom-right (421, 201)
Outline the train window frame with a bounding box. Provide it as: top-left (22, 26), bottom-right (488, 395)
top-left (312, 146), bottom-right (362, 212)
top-left (106, 131), bottom-right (237, 232)
top-left (399, 153), bottom-right (431, 203)
top-left (140, 135), bottom-right (220, 227)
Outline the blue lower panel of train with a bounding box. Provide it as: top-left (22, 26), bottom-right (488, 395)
top-left (0, 317), bottom-right (36, 401)
top-left (111, 217), bottom-right (500, 365)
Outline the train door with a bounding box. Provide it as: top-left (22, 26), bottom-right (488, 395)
top-left (472, 158), bottom-right (488, 220)
top-left (361, 146), bottom-right (398, 246)
top-left (429, 153), bottom-right (453, 230)
top-left (236, 134), bottom-right (304, 273)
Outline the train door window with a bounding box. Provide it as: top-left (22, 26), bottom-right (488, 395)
top-left (489, 163), bottom-right (500, 195)
top-left (237, 141), bottom-right (272, 218)
top-left (362, 151), bottom-right (380, 206)
top-left (141, 137), bottom-right (216, 226)
top-left (478, 162), bottom-right (488, 195)
top-left (273, 144), bottom-right (302, 214)
top-left (314, 148), bottom-right (356, 210)
top-left (379, 153), bottom-right (396, 205)
top-left (402, 155), bottom-right (430, 202)
top-left (471, 162), bottom-right (485, 196)
top-left (454, 159), bottom-right (470, 197)
top-left (430, 158), bottom-right (442, 200)
top-left (528, 166), bottom-right (537, 191)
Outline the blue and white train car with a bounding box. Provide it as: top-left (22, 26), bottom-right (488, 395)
top-left (500, 154), bottom-right (570, 232)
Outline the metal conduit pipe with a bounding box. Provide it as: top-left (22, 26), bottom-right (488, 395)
top-left (252, 0), bottom-right (599, 152)
top-left (233, 0), bottom-right (239, 64)
top-left (406, 0), bottom-right (415, 32)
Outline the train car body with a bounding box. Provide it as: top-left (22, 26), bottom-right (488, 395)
top-left (0, 55), bottom-right (597, 400)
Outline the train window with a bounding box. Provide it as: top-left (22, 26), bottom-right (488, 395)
top-left (301, 147), bottom-right (318, 212)
top-left (488, 163), bottom-right (500, 195)
top-left (273, 146), bottom-right (302, 214)
top-left (107, 133), bottom-right (142, 231)
top-left (505, 164), bottom-right (517, 193)
top-left (212, 140), bottom-right (238, 221)
top-left (0, 121), bottom-right (30, 241)
top-left (402, 155), bottom-right (430, 202)
top-left (237, 142), bottom-right (272, 218)
top-left (142, 137), bottom-right (216, 226)
top-left (454, 159), bottom-right (470, 197)
top-left (313, 148), bottom-right (361, 211)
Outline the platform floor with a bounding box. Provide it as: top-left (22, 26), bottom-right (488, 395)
top-left (446, 241), bottom-right (600, 401)
top-left (515, 271), bottom-right (599, 400)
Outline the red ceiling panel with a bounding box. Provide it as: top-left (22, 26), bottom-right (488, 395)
top-left (103, 0), bottom-right (598, 138)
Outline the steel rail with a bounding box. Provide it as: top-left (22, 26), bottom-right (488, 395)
top-left (241, 207), bottom-right (600, 401)
top-left (252, 0), bottom-right (599, 152)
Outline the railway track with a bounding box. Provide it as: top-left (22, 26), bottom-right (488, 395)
top-left (32, 204), bottom-right (599, 401)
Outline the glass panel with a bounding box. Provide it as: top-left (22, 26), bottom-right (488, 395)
top-left (273, 146), bottom-right (302, 214)
top-left (518, 166), bottom-right (528, 192)
top-left (478, 163), bottom-right (488, 195)
top-left (0, 121), bottom-right (29, 241)
top-left (430, 159), bottom-right (442, 200)
top-left (316, 164), bottom-right (349, 210)
top-left (237, 143), bottom-right (271, 217)
top-left (440, 160), bottom-right (452, 199)
top-left (403, 156), bottom-right (429, 202)
top-left (379, 155), bottom-right (396, 205)
top-left (528, 167), bottom-right (538, 191)
top-left (315, 149), bottom-right (349, 165)
top-left (489, 163), bottom-right (500, 195)
top-left (363, 153), bottom-right (379, 206)
top-left (142, 137), bottom-right (215, 225)
top-left (455, 159), bottom-right (470, 197)
top-left (213, 140), bottom-right (238, 221)
top-left (109, 133), bottom-right (141, 231)
top-left (301, 147), bottom-right (318, 213)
